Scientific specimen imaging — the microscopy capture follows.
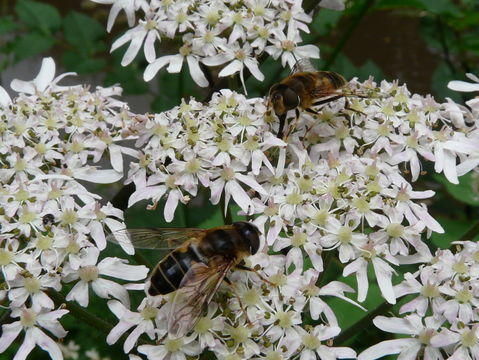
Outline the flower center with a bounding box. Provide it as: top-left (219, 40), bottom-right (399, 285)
top-left (460, 329), bottom-right (477, 348)
top-left (185, 158), bottom-right (201, 174)
top-left (353, 197), bottom-right (370, 213)
top-left (19, 208), bottom-right (36, 224)
top-left (194, 317), bottom-right (212, 334)
top-left (24, 277), bottom-right (41, 294)
top-left (0, 249), bottom-right (13, 266)
top-left (230, 326), bottom-right (248, 343)
top-left (221, 167), bottom-right (235, 181)
top-left (302, 333), bottom-right (321, 349)
top-left (291, 232), bottom-right (307, 247)
top-left (386, 223), bottom-right (404, 238)
top-left (452, 261), bottom-right (468, 275)
top-left (15, 189), bottom-right (30, 201)
top-left (79, 266), bottom-right (99, 282)
top-left (60, 210), bottom-right (78, 226)
top-left (281, 40), bottom-right (295, 52)
top-left (338, 226), bottom-right (353, 244)
top-left (286, 191), bottom-right (303, 205)
top-left (141, 306), bottom-right (158, 320)
top-left (20, 309), bottom-right (37, 327)
top-left (313, 209), bottom-right (329, 226)
top-left (455, 288), bottom-right (473, 304)
top-left (243, 289), bottom-right (260, 306)
top-left (164, 338), bottom-right (183, 352)
top-left (275, 311), bottom-right (293, 328)
top-left (420, 283), bottom-right (440, 298)
top-left (36, 235), bottom-right (53, 250)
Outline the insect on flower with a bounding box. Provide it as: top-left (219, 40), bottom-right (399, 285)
top-left (268, 58), bottom-right (353, 139)
top-left (109, 221), bottom-right (269, 338)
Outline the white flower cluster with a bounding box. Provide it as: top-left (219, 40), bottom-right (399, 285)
top-left (359, 241), bottom-right (479, 360)
top-left (0, 58), bottom-right (149, 360)
top-left (116, 78), bottom-right (479, 358)
top-left (93, 0), bottom-right (320, 90)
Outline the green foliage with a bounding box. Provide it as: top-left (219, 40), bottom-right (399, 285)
top-left (63, 12), bottom-right (106, 56)
top-left (12, 33), bottom-right (54, 62)
top-left (435, 173), bottom-right (479, 207)
top-left (0, 16), bottom-right (18, 34)
top-left (15, 0), bottom-right (61, 34)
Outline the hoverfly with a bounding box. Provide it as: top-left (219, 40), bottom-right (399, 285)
top-left (268, 58), bottom-right (349, 139)
top-left (109, 221), bottom-right (262, 338)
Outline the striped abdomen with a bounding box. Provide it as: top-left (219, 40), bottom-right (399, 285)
top-left (147, 246), bottom-right (201, 296)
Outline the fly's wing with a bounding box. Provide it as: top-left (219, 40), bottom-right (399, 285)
top-left (167, 260), bottom-right (234, 338)
top-left (292, 58), bottom-right (317, 73)
top-left (107, 228), bottom-right (205, 255)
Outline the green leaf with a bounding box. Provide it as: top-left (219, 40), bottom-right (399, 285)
top-left (356, 59), bottom-right (384, 82)
top-left (416, 0), bottom-right (462, 15)
top-left (431, 62), bottom-right (463, 103)
top-left (12, 33), bottom-right (54, 62)
top-left (434, 172), bottom-right (479, 207)
top-left (62, 51), bottom-right (106, 74)
top-left (309, 8), bottom-right (343, 37)
top-left (63, 11), bottom-right (106, 56)
top-left (430, 217), bottom-right (474, 248)
top-left (15, 0), bottom-right (61, 33)
top-left (0, 16), bottom-right (19, 34)
top-left (104, 62), bottom-right (149, 95)
top-left (374, 0), bottom-right (425, 10)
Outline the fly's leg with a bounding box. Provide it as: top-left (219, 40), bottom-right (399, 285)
top-left (235, 264), bottom-right (275, 286)
top-left (224, 277), bottom-right (253, 327)
top-left (276, 113), bottom-right (287, 139)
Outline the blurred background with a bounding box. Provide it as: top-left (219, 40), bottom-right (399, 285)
top-left (1, 0), bottom-right (479, 359)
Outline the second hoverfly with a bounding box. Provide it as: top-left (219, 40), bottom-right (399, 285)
top-left (110, 221), bottom-right (261, 338)
top-left (268, 58), bottom-right (348, 139)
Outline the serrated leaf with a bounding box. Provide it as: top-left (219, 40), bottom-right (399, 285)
top-left (0, 16), bottom-right (19, 34)
top-left (12, 33), bottom-right (54, 62)
top-left (62, 52), bottom-right (106, 74)
top-left (434, 172), bottom-right (479, 207)
top-left (15, 0), bottom-right (61, 33)
top-left (63, 11), bottom-right (106, 56)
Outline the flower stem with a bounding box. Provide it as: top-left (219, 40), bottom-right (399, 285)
top-left (48, 290), bottom-right (115, 335)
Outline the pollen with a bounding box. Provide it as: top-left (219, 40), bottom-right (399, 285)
top-left (179, 43), bottom-right (192, 56)
top-left (194, 316), bottom-right (212, 334)
top-left (164, 338), bottom-right (184, 352)
top-left (302, 333), bottom-right (321, 350)
top-left (24, 277), bottom-right (41, 294)
top-left (335, 125), bottom-right (349, 139)
top-left (79, 265), bottom-right (99, 282)
top-left (60, 210), bottom-right (78, 226)
top-left (20, 308), bottom-right (37, 327)
top-left (386, 223), bottom-right (404, 238)
top-left (377, 123), bottom-right (390, 137)
top-left (48, 188), bottom-right (64, 200)
top-left (265, 350), bottom-right (284, 360)
top-left (206, 10), bottom-right (220, 26)
top-left (0, 249), bottom-right (13, 266)
top-left (69, 141), bottom-right (84, 153)
top-left (166, 174), bottom-right (178, 188)
top-left (275, 310), bottom-right (293, 328)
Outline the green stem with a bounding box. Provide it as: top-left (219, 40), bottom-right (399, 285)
top-left (459, 219), bottom-right (479, 241)
top-left (324, 0), bottom-right (376, 70)
top-left (48, 290), bottom-right (114, 335)
top-left (335, 299), bottom-right (394, 345)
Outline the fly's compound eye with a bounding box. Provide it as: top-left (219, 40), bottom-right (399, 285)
top-left (282, 87), bottom-right (300, 110)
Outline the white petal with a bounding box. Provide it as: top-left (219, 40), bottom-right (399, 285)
top-left (218, 60), bottom-right (242, 77)
top-left (187, 56), bottom-right (208, 87)
top-left (166, 54), bottom-right (184, 73)
top-left (30, 328), bottom-right (63, 360)
top-left (144, 56), bottom-right (174, 81)
top-left (358, 339), bottom-right (417, 360)
top-left (447, 80), bottom-right (479, 92)
top-left (33, 57), bottom-right (56, 91)
top-left (0, 86), bottom-right (11, 106)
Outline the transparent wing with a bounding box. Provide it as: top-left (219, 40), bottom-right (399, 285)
top-left (107, 228), bottom-right (205, 251)
top-left (292, 58), bottom-right (317, 73)
top-left (167, 260), bottom-right (233, 338)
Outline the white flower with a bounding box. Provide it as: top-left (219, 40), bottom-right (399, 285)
top-left (358, 314), bottom-right (445, 360)
top-left (64, 247), bottom-right (148, 307)
top-left (10, 57), bottom-right (77, 95)
top-left (0, 307), bottom-right (68, 360)
top-left (448, 73), bottom-right (479, 92)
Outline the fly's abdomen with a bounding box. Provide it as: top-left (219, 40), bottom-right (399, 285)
top-left (147, 246), bottom-right (201, 296)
